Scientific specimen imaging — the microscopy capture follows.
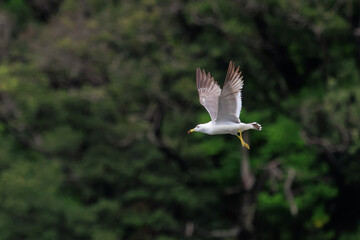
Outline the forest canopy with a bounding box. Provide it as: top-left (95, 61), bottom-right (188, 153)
top-left (0, 0), bottom-right (359, 240)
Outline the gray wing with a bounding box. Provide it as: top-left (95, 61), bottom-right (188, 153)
top-left (216, 61), bottom-right (244, 123)
top-left (196, 68), bottom-right (221, 122)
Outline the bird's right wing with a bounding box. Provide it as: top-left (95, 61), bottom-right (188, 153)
top-left (196, 68), bottom-right (221, 122)
top-left (216, 61), bottom-right (243, 123)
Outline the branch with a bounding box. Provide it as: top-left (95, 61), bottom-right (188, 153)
top-left (284, 168), bottom-right (298, 216)
top-left (146, 101), bottom-right (189, 172)
top-left (208, 227), bottom-right (239, 238)
top-left (0, 13), bottom-right (12, 58)
top-left (301, 128), bottom-right (349, 153)
top-left (241, 132), bottom-right (255, 190)
top-left (185, 222), bottom-right (194, 238)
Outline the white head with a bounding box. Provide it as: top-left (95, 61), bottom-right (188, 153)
top-left (188, 123), bottom-right (210, 134)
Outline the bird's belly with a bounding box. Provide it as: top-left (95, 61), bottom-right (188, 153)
top-left (208, 124), bottom-right (239, 135)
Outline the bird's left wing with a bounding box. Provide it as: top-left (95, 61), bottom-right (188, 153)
top-left (216, 61), bottom-right (243, 123)
top-left (196, 68), bottom-right (221, 122)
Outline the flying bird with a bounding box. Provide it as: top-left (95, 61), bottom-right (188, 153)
top-left (188, 61), bottom-right (262, 149)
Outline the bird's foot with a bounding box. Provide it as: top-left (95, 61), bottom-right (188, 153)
top-left (237, 131), bottom-right (250, 150)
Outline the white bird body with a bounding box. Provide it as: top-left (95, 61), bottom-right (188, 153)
top-left (188, 61), bottom-right (262, 149)
top-left (196, 122), bottom-right (260, 135)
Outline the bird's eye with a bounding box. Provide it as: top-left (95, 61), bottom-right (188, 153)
top-left (196, 125), bottom-right (199, 128)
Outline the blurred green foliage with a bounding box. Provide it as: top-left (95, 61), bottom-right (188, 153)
top-left (0, 0), bottom-right (359, 239)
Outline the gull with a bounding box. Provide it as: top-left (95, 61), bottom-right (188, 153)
top-left (188, 61), bottom-right (262, 149)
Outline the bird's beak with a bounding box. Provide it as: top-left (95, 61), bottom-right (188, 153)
top-left (188, 129), bottom-right (195, 134)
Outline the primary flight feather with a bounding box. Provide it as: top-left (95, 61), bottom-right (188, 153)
top-left (188, 61), bottom-right (262, 149)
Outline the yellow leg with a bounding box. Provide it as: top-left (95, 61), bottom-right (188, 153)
top-left (237, 130), bottom-right (250, 150)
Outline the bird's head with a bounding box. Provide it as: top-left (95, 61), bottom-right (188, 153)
top-left (188, 124), bottom-right (206, 134)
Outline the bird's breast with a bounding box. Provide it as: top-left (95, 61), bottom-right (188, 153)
top-left (207, 124), bottom-right (240, 135)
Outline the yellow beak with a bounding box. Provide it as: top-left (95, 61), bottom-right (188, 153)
top-left (188, 129), bottom-right (195, 134)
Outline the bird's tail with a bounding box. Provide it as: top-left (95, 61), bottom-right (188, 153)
top-left (252, 122), bottom-right (262, 131)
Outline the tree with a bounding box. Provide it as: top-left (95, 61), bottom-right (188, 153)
top-left (0, 0), bottom-right (359, 239)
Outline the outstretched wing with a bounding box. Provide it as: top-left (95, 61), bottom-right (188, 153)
top-left (216, 61), bottom-right (244, 123)
top-left (196, 68), bottom-right (221, 122)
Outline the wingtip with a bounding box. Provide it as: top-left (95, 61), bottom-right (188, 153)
top-left (229, 60), bottom-right (234, 68)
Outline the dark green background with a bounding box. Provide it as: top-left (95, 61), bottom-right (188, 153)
top-left (0, 0), bottom-right (359, 239)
